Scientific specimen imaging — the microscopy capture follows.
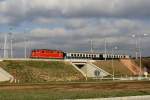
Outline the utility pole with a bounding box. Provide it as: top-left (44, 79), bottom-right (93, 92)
top-left (111, 48), bottom-right (114, 80)
top-left (135, 39), bottom-right (138, 59)
top-left (104, 39), bottom-right (107, 61)
top-left (90, 40), bottom-right (93, 52)
top-left (111, 46), bottom-right (118, 80)
top-left (132, 34), bottom-right (138, 59)
top-left (24, 38), bottom-right (27, 59)
top-left (132, 33), bottom-right (148, 80)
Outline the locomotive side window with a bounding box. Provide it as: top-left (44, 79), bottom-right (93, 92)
top-left (42, 50), bottom-right (45, 53)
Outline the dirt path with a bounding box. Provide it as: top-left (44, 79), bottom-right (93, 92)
top-left (0, 81), bottom-right (150, 91)
top-left (120, 59), bottom-right (143, 75)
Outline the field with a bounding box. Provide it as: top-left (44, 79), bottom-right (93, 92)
top-left (0, 81), bottom-right (150, 99)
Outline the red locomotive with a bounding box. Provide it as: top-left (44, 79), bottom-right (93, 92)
top-left (30, 49), bottom-right (64, 59)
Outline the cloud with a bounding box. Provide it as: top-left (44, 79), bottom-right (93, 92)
top-left (1, 0), bottom-right (150, 25)
top-left (30, 28), bottom-right (67, 38)
top-left (0, 0), bottom-right (150, 57)
top-left (19, 19), bottom-right (149, 50)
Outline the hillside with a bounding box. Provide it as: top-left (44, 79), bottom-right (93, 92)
top-left (93, 60), bottom-right (133, 77)
top-left (120, 59), bottom-right (142, 75)
top-left (0, 60), bottom-right (84, 83)
top-left (134, 58), bottom-right (150, 73)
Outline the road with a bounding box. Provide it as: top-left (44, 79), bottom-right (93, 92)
top-left (79, 95), bottom-right (150, 100)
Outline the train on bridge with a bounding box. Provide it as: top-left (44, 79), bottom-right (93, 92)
top-left (30, 49), bottom-right (130, 60)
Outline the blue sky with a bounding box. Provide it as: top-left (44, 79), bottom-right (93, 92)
top-left (0, 0), bottom-right (150, 57)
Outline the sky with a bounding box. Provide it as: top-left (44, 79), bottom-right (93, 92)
top-left (0, 0), bottom-right (150, 57)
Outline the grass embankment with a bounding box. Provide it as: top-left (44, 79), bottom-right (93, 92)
top-left (0, 60), bottom-right (84, 83)
top-left (134, 58), bottom-right (150, 74)
top-left (93, 60), bottom-right (133, 77)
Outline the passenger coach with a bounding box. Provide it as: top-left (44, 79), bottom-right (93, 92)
top-left (65, 52), bottom-right (104, 60)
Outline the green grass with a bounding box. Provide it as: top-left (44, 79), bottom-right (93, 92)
top-left (0, 89), bottom-right (150, 100)
top-left (0, 60), bottom-right (84, 83)
top-left (93, 60), bottom-right (133, 77)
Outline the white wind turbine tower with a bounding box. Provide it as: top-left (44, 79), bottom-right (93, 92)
top-left (24, 28), bottom-right (29, 59)
top-left (4, 27), bottom-right (14, 59)
top-left (3, 34), bottom-right (8, 58)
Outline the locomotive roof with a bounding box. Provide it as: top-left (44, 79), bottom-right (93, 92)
top-left (32, 49), bottom-right (63, 52)
top-left (65, 51), bottom-right (129, 56)
top-left (65, 51), bottom-right (104, 54)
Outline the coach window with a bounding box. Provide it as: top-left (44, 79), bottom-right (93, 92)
top-left (80, 54), bottom-right (82, 57)
top-left (106, 55), bottom-right (108, 58)
top-left (71, 54), bottom-right (73, 57)
top-left (86, 54), bottom-right (88, 58)
top-left (75, 54), bottom-right (77, 57)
